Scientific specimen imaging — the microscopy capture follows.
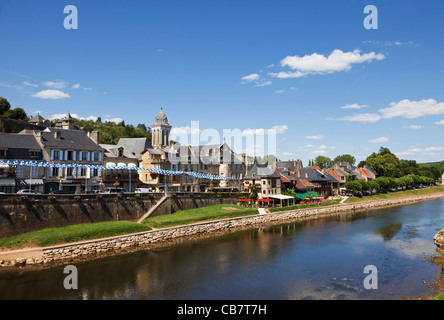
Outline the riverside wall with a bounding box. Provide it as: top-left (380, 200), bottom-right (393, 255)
top-left (1, 192), bottom-right (444, 268)
top-left (0, 192), bottom-right (240, 238)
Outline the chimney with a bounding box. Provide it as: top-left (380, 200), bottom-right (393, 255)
top-left (89, 131), bottom-right (100, 144)
top-left (298, 170), bottom-right (301, 177)
top-left (35, 131), bottom-right (42, 142)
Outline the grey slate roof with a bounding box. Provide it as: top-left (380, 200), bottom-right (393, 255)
top-left (0, 132), bottom-right (43, 160)
top-left (37, 128), bottom-right (103, 151)
top-left (117, 138), bottom-right (152, 159)
top-left (297, 167), bottom-right (333, 182)
top-left (0, 132), bottom-right (41, 150)
top-left (244, 164), bottom-right (281, 180)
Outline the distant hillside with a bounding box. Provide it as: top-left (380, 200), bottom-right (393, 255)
top-left (418, 161), bottom-right (444, 180)
top-left (49, 117), bottom-right (153, 145)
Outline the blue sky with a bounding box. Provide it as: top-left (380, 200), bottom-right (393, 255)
top-left (1, 0), bottom-right (443, 165)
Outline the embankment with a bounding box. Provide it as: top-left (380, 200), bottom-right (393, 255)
top-left (0, 192), bottom-right (240, 238)
top-left (1, 192), bottom-right (443, 269)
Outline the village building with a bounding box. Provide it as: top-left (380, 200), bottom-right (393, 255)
top-left (19, 115), bottom-right (104, 193)
top-left (243, 164), bottom-right (281, 198)
top-left (100, 141), bottom-right (141, 192)
top-left (0, 132), bottom-right (45, 193)
top-left (138, 109), bottom-right (248, 192)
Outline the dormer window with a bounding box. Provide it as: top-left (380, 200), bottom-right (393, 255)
top-left (54, 131), bottom-right (61, 139)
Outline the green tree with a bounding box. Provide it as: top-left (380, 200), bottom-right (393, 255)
top-left (365, 147), bottom-right (401, 177)
top-left (0, 97), bottom-right (11, 115)
top-left (345, 181), bottom-right (362, 194)
top-left (2, 107), bottom-right (28, 121)
top-left (334, 154), bottom-right (356, 166)
top-left (314, 155), bottom-right (333, 169)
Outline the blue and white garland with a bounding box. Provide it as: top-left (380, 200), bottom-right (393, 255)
top-left (0, 160), bottom-right (234, 180)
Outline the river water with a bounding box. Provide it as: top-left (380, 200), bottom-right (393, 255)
top-left (1, 198), bottom-right (444, 300)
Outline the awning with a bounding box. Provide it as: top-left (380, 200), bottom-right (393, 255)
top-left (237, 199), bottom-right (252, 202)
top-left (106, 162), bottom-right (116, 167)
top-left (16, 179), bottom-right (44, 186)
top-left (0, 179), bottom-right (15, 186)
top-left (267, 195), bottom-right (295, 200)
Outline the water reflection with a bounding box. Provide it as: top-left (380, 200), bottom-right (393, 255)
top-left (1, 198), bottom-right (444, 300)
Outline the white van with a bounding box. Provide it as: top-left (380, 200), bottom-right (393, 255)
top-left (135, 188), bottom-right (153, 193)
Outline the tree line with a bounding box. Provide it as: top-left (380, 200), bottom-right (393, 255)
top-left (0, 97), bottom-right (28, 121)
top-left (309, 147), bottom-right (443, 181)
top-left (344, 174), bottom-right (436, 195)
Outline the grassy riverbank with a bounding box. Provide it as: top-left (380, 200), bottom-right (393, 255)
top-left (142, 204), bottom-right (259, 228)
top-left (344, 186), bottom-right (444, 203)
top-left (269, 199), bottom-right (342, 213)
top-left (0, 221), bottom-right (151, 250)
top-left (1, 187), bottom-right (443, 251)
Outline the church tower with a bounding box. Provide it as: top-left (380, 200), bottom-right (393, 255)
top-left (151, 108), bottom-right (172, 148)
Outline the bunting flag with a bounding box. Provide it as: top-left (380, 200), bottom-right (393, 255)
top-left (0, 160), bottom-right (235, 180)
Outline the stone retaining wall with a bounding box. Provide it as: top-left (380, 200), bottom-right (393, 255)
top-left (2, 192), bottom-right (444, 268)
top-left (0, 192), bottom-right (240, 238)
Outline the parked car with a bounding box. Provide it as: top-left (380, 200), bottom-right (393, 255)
top-left (82, 190), bottom-right (101, 194)
top-left (135, 188), bottom-right (153, 193)
top-left (49, 190), bottom-right (75, 195)
top-left (104, 187), bottom-right (127, 194)
top-left (17, 189), bottom-right (41, 195)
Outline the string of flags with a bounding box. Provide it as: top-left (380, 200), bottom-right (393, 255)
top-left (0, 160), bottom-right (235, 180)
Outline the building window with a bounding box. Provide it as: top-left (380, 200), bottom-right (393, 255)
top-left (16, 165), bottom-right (23, 178)
top-left (53, 150), bottom-right (60, 161)
top-left (31, 166), bottom-right (38, 178)
top-left (0, 150), bottom-right (6, 157)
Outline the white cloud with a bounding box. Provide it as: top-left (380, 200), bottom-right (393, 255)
top-left (254, 80), bottom-right (272, 87)
top-left (42, 80), bottom-right (67, 89)
top-left (271, 125), bottom-right (288, 134)
top-left (47, 113), bottom-right (98, 121)
top-left (379, 99), bottom-right (444, 119)
top-left (340, 103), bottom-right (368, 109)
top-left (395, 146), bottom-right (444, 157)
top-left (436, 119), bottom-right (444, 125)
top-left (362, 40), bottom-right (417, 47)
top-left (327, 113), bottom-right (381, 123)
top-left (305, 135), bottom-right (324, 140)
top-left (311, 150), bottom-right (327, 155)
top-left (240, 125), bottom-right (287, 136)
top-left (369, 137), bottom-right (389, 143)
top-left (241, 73), bottom-right (260, 82)
top-left (23, 81), bottom-right (38, 88)
top-left (241, 74), bottom-right (272, 87)
top-left (269, 71), bottom-right (306, 79)
top-left (304, 144), bottom-right (317, 148)
top-left (403, 124), bottom-right (422, 129)
top-left (281, 152), bottom-right (293, 156)
top-left (274, 89), bottom-right (285, 94)
top-left (72, 83), bottom-right (92, 91)
top-left (32, 89), bottom-right (71, 100)
top-left (267, 64), bottom-right (275, 68)
top-left (171, 126), bottom-right (202, 137)
top-left (104, 117), bottom-right (124, 124)
top-left (277, 49), bottom-right (385, 75)
top-left (0, 83), bottom-right (24, 90)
